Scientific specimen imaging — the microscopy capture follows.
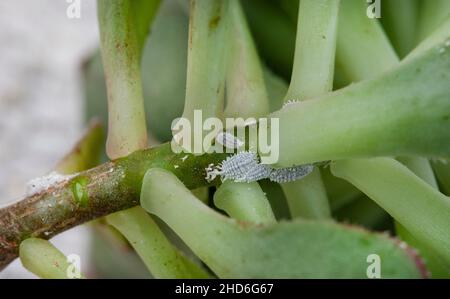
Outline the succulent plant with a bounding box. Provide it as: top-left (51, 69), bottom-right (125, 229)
top-left (1, 0), bottom-right (449, 279)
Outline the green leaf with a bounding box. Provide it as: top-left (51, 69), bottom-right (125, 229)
top-left (20, 238), bottom-right (84, 279)
top-left (106, 206), bottom-right (210, 278)
top-left (173, 0), bottom-right (230, 152)
top-left (224, 0), bottom-right (269, 120)
top-left (214, 181), bottom-right (276, 225)
top-left (140, 168), bottom-right (424, 278)
top-left (279, 0), bottom-right (339, 220)
top-left (271, 36), bottom-right (450, 166)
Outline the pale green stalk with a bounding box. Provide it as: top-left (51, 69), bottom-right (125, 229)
top-left (97, 0), bottom-right (160, 159)
top-left (338, 1), bottom-right (437, 187)
top-left (173, 0), bottom-right (229, 152)
top-left (281, 0), bottom-right (339, 219)
top-left (99, 0), bottom-right (209, 278)
top-left (273, 16), bottom-right (450, 167)
top-left (106, 207), bottom-right (210, 278)
top-left (285, 0), bottom-right (339, 100)
top-left (224, 0), bottom-right (269, 120)
top-left (334, 11), bottom-right (448, 275)
top-left (20, 238), bottom-right (84, 279)
top-left (217, 0), bottom-right (275, 223)
top-left (214, 181), bottom-right (276, 225)
top-left (140, 168), bottom-right (423, 278)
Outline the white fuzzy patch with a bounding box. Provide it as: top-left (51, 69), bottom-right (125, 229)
top-left (215, 132), bottom-right (244, 149)
top-left (26, 171), bottom-right (74, 196)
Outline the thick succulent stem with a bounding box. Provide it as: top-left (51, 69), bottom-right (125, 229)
top-left (0, 143), bottom-right (225, 270)
top-left (281, 0), bottom-right (339, 219)
top-left (97, 0), bottom-right (160, 159)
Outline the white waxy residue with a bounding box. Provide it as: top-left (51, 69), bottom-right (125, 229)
top-left (26, 171), bottom-right (74, 196)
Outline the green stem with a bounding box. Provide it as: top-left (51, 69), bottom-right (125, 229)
top-left (174, 0), bottom-right (229, 152)
top-left (18, 122), bottom-right (103, 278)
top-left (334, 9), bottom-right (448, 277)
top-left (224, 0), bottom-right (269, 120)
top-left (20, 238), bottom-right (84, 279)
top-left (0, 143), bottom-right (226, 270)
top-left (285, 0), bottom-right (339, 100)
top-left (213, 181), bottom-right (276, 225)
top-left (106, 206), bottom-right (210, 278)
top-left (280, 0), bottom-right (339, 219)
top-left (97, 0), bottom-right (160, 159)
top-left (140, 168), bottom-right (424, 278)
top-left (272, 40), bottom-right (450, 166)
top-left (282, 169), bottom-right (330, 219)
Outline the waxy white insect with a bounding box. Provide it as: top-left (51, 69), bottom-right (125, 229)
top-left (269, 165), bottom-right (314, 183)
top-left (215, 132), bottom-right (245, 149)
top-left (205, 151), bottom-right (314, 183)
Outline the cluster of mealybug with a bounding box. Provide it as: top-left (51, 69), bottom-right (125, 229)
top-left (205, 151), bottom-right (314, 183)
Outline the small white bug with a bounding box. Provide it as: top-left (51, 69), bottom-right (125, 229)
top-left (206, 151), bottom-right (315, 184)
top-left (268, 165), bottom-right (314, 183)
top-left (206, 151), bottom-right (268, 183)
top-left (215, 132), bottom-right (245, 150)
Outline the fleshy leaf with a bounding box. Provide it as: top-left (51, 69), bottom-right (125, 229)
top-left (20, 238), bottom-right (84, 279)
top-left (106, 206), bottom-right (210, 278)
top-left (140, 168), bottom-right (424, 278)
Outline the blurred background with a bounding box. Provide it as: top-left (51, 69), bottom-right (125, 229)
top-left (0, 0), bottom-right (98, 278)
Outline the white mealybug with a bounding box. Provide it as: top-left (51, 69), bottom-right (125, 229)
top-left (206, 152), bottom-right (315, 183)
top-left (268, 164), bottom-right (314, 183)
top-left (206, 152), bottom-right (270, 183)
top-left (215, 132), bottom-right (244, 149)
